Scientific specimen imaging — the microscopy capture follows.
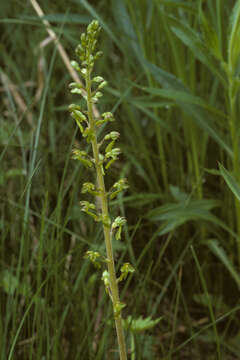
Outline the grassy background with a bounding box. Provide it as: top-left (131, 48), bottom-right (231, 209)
top-left (1, 0), bottom-right (240, 359)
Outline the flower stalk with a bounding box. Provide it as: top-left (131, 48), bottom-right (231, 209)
top-left (69, 20), bottom-right (132, 359)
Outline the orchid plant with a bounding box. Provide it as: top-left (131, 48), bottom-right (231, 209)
top-left (69, 20), bottom-right (133, 360)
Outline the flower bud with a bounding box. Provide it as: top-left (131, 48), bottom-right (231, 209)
top-left (98, 81), bottom-right (107, 89)
top-left (71, 60), bottom-right (81, 72)
top-left (93, 76), bottom-right (104, 83)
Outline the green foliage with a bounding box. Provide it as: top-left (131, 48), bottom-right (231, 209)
top-left (2, 1), bottom-right (240, 359)
top-left (219, 163), bottom-right (240, 202)
top-left (123, 315), bottom-right (162, 334)
top-left (228, 0), bottom-right (240, 75)
top-left (1, 270), bottom-right (19, 295)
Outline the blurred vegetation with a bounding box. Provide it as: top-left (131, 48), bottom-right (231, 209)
top-left (1, 0), bottom-right (240, 359)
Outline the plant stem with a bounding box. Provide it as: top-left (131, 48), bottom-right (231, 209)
top-left (86, 69), bottom-right (128, 360)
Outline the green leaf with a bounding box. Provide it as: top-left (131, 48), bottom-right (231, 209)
top-left (199, 7), bottom-right (222, 61)
top-left (134, 84), bottom-right (226, 120)
top-left (169, 18), bottom-right (225, 85)
top-left (144, 61), bottom-right (232, 157)
top-left (204, 168), bottom-right (221, 176)
top-left (111, 193), bottom-right (163, 208)
top-left (219, 163), bottom-right (240, 202)
top-left (129, 100), bottom-right (176, 136)
top-left (169, 185), bottom-right (188, 202)
top-left (123, 315), bottom-right (162, 334)
top-left (228, 0), bottom-right (240, 74)
top-left (207, 239), bottom-right (240, 288)
top-left (0, 270), bottom-right (31, 296)
top-left (147, 199), bottom-right (220, 235)
top-left (38, 13), bottom-right (90, 24)
top-left (0, 270), bottom-right (19, 295)
top-left (111, 0), bottom-right (142, 60)
top-left (193, 293), bottom-right (228, 312)
top-left (6, 168), bottom-right (26, 178)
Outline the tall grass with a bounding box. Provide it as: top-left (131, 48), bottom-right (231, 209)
top-left (1, 0), bottom-right (240, 358)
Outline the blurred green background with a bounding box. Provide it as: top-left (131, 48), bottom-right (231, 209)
top-left (1, 0), bottom-right (240, 359)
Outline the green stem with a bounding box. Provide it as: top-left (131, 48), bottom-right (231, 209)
top-left (86, 68), bottom-right (128, 360)
top-left (130, 333), bottom-right (135, 360)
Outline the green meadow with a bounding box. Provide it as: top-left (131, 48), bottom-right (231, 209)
top-left (1, 1), bottom-right (240, 359)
